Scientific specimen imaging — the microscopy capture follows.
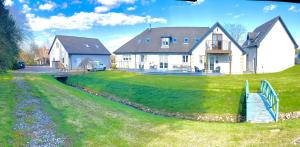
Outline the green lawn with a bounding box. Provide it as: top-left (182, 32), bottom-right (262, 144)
top-left (67, 65), bottom-right (300, 115)
top-left (0, 73), bottom-right (16, 145)
top-left (20, 74), bottom-right (300, 146)
top-left (0, 73), bottom-right (299, 146)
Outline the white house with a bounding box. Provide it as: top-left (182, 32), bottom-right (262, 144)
top-left (243, 16), bottom-right (298, 73)
top-left (49, 35), bottom-right (111, 70)
top-left (114, 23), bottom-right (246, 74)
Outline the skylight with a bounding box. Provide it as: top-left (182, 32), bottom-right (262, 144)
top-left (184, 37), bottom-right (189, 44)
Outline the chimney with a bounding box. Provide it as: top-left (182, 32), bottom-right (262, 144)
top-left (148, 23), bottom-right (152, 32)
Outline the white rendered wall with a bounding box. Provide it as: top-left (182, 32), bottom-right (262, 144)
top-left (49, 38), bottom-right (70, 69)
top-left (116, 54), bottom-right (190, 70)
top-left (256, 21), bottom-right (295, 73)
top-left (191, 26), bottom-right (245, 74)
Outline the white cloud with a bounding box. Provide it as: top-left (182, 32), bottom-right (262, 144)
top-left (146, 15), bottom-right (167, 23)
top-left (95, 0), bottom-right (136, 12)
top-left (4, 0), bottom-right (13, 7)
top-left (288, 5), bottom-right (300, 12)
top-left (263, 4), bottom-right (277, 12)
top-left (191, 0), bottom-right (205, 6)
top-left (95, 6), bottom-right (110, 13)
top-left (96, 0), bottom-right (135, 7)
top-left (25, 13), bottom-right (35, 18)
top-left (226, 12), bottom-right (244, 19)
top-left (39, 2), bottom-right (56, 11)
top-left (233, 13), bottom-right (244, 19)
top-left (127, 6), bottom-right (136, 11)
top-left (19, 0), bottom-right (26, 3)
top-left (22, 4), bottom-right (31, 13)
top-left (104, 35), bottom-right (135, 53)
top-left (26, 12), bottom-right (167, 31)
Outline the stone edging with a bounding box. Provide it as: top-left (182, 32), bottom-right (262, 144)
top-left (280, 112), bottom-right (300, 120)
top-left (67, 83), bottom-right (300, 122)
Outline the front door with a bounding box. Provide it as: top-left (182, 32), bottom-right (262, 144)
top-left (139, 55), bottom-right (145, 69)
top-left (209, 55), bottom-right (215, 71)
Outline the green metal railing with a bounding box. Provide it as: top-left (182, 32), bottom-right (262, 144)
top-left (260, 80), bottom-right (280, 122)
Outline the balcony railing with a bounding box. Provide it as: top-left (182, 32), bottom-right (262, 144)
top-left (206, 40), bottom-right (231, 54)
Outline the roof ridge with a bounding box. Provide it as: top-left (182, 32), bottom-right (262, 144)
top-left (254, 16), bottom-right (280, 32)
top-left (145, 26), bottom-right (210, 29)
top-left (56, 35), bottom-right (98, 40)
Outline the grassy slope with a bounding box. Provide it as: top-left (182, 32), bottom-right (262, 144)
top-left (24, 74), bottom-right (300, 146)
top-left (0, 73), bottom-right (15, 144)
top-left (67, 65), bottom-right (300, 115)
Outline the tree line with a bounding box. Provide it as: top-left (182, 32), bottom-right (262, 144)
top-left (0, 0), bottom-right (23, 72)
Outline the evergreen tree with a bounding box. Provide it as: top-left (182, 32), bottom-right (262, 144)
top-left (0, 0), bottom-right (23, 71)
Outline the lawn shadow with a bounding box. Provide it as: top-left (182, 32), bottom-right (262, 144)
top-left (237, 87), bottom-right (246, 122)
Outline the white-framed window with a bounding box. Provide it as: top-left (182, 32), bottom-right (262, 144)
top-left (182, 55), bottom-right (188, 63)
top-left (184, 37), bottom-right (189, 44)
top-left (62, 58), bottom-right (64, 63)
top-left (123, 55), bottom-right (131, 61)
top-left (161, 38), bottom-right (170, 48)
top-left (159, 55), bottom-right (168, 69)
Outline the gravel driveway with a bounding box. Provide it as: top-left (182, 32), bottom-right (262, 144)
top-left (13, 73), bottom-right (64, 146)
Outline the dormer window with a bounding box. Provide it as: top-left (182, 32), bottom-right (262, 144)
top-left (146, 38), bottom-right (151, 43)
top-left (161, 37), bottom-right (170, 48)
top-left (184, 37), bottom-right (189, 44)
top-left (85, 44), bottom-right (90, 47)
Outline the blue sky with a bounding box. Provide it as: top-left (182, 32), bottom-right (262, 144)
top-left (4, 0), bottom-right (300, 52)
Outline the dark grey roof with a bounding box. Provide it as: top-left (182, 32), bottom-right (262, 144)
top-left (49, 35), bottom-right (111, 55)
top-left (114, 27), bottom-right (210, 54)
top-left (243, 16), bottom-right (298, 48)
top-left (189, 22), bottom-right (246, 54)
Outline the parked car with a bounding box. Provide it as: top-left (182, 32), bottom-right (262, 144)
top-left (13, 61), bottom-right (26, 69)
top-left (87, 61), bottom-right (106, 71)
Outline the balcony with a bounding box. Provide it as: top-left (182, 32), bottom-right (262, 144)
top-left (206, 40), bottom-right (231, 54)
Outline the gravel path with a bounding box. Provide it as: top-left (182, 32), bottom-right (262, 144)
top-left (13, 74), bottom-right (64, 146)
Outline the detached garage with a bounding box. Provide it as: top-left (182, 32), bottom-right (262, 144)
top-left (49, 35), bottom-right (111, 70)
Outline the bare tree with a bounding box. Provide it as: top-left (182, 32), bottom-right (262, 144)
top-left (79, 57), bottom-right (92, 73)
top-left (224, 24), bottom-right (247, 45)
top-left (34, 47), bottom-right (49, 65)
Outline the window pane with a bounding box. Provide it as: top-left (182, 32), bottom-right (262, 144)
top-left (160, 63), bottom-right (163, 68)
top-left (164, 63), bottom-right (168, 68)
